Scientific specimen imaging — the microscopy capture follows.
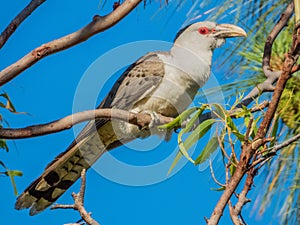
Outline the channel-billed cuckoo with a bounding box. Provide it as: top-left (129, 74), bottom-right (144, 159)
top-left (15, 21), bottom-right (246, 215)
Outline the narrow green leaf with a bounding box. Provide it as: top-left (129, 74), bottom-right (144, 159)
top-left (184, 119), bottom-right (217, 150)
top-left (195, 136), bottom-right (219, 165)
top-left (0, 139), bottom-right (9, 152)
top-left (211, 103), bottom-right (227, 120)
top-left (0, 161), bottom-right (22, 196)
top-left (6, 170), bottom-right (22, 196)
top-left (158, 107), bottom-right (199, 130)
top-left (270, 115), bottom-right (279, 147)
top-left (0, 93), bottom-right (16, 113)
top-left (210, 186), bottom-right (226, 191)
top-left (168, 106), bottom-right (209, 174)
top-left (226, 116), bottom-right (245, 141)
top-left (230, 157), bottom-right (237, 176)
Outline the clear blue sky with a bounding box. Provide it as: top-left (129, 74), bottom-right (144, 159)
top-left (0, 1), bottom-right (280, 224)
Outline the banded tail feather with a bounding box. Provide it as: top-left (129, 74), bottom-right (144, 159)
top-left (15, 121), bottom-right (126, 215)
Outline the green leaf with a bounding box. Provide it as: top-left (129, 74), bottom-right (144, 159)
top-left (211, 103), bottom-right (227, 120)
top-left (0, 139), bottom-right (9, 152)
top-left (0, 161), bottom-right (22, 196)
top-left (229, 157), bottom-right (238, 176)
top-left (270, 115), bottom-right (280, 148)
top-left (6, 170), bottom-right (22, 196)
top-left (158, 107), bottom-right (200, 130)
top-left (194, 136), bottom-right (219, 165)
top-left (210, 186), bottom-right (226, 191)
top-left (184, 119), bottom-right (217, 151)
top-left (0, 93), bottom-right (16, 113)
top-left (226, 116), bottom-right (245, 141)
top-left (167, 106), bottom-right (210, 174)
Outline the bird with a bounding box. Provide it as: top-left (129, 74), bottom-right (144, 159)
top-left (15, 21), bottom-right (246, 215)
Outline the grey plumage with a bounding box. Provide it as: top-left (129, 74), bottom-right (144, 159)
top-left (15, 21), bottom-right (246, 215)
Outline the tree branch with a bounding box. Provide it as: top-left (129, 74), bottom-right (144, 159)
top-left (271, 132), bottom-right (300, 151)
top-left (0, 0), bottom-right (46, 49)
top-left (0, 99), bottom-right (269, 140)
top-left (238, 1), bottom-right (294, 108)
top-left (0, 108), bottom-right (173, 139)
top-left (207, 2), bottom-right (298, 224)
top-left (51, 169), bottom-right (100, 225)
top-left (229, 171), bottom-right (253, 225)
top-left (262, 1), bottom-right (295, 75)
top-left (0, 0), bottom-right (142, 86)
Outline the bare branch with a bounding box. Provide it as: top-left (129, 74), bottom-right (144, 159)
top-left (229, 172), bottom-right (253, 225)
top-left (228, 201), bottom-right (243, 225)
top-left (238, 71), bottom-right (281, 107)
top-left (51, 169), bottom-right (100, 225)
top-left (0, 108), bottom-right (173, 139)
top-left (271, 132), bottom-right (300, 151)
top-left (252, 133), bottom-right (300, 169)
top-left (0, 0), bottom-right (142, 86)
top-left (0, 0), bottom-right (46, 49)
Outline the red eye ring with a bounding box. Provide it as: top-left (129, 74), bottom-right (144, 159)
top-left (198, 27), bottom-right (210, 35)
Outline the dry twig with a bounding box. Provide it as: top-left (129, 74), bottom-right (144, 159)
top-left (51, 169), bottom-right (100, 225)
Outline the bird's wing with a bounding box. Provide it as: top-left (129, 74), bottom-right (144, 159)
top-left (74, 51), bottom-right (166, 142)
top-left (15, 52), bottom-right (166, 215)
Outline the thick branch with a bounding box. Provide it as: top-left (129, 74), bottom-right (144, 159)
top-left (0, 0), bottom-right (142, 86)
top-left (0, 99), bottom-right (268, 140)
top-left (0, 108), bottom-right (173, 139)
top-left (0, 0), bottom-right (46, 49)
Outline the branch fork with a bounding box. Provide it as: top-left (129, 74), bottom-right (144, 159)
top-left (51, 169), bottom-right (100, 225)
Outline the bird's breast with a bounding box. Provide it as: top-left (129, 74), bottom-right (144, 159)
top-left (133, 67), bottom-right (201, 117)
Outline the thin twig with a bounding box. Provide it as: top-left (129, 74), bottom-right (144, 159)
top-left (0, 0), bottom-right (46, 49)
top-left (51, 169), bottom-right (100, 225)
top-left (0, 0), bottom-right (142, 86)
top-left (216, 134), bottom-right (231, 160)
top-left (271, 132), bottom-right (300, 151)
top-left (250, 133), bottom-right (300, 168)
top-left (209, 160), bottom-right (225, 187)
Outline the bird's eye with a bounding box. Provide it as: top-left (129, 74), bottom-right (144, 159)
top-left (198, 27), bottom-right (210, 35)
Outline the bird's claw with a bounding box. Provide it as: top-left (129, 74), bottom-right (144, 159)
top-left (143, 111), bottom-right (160, 128)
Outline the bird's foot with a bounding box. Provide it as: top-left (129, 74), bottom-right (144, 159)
top-left (143, 110), bottom-right (161, 129)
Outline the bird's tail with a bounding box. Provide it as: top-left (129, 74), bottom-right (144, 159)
top-left (15, 121), bottom-right (125, 215)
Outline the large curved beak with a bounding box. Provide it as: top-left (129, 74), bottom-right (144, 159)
top-left (214, 24), bottom-right (247, 38)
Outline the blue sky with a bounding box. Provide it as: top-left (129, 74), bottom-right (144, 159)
top-left (0, 1), bottom-right (281, 224)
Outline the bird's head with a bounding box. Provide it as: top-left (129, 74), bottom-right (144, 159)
top-left (174, 21), bottom-right (246, 51)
